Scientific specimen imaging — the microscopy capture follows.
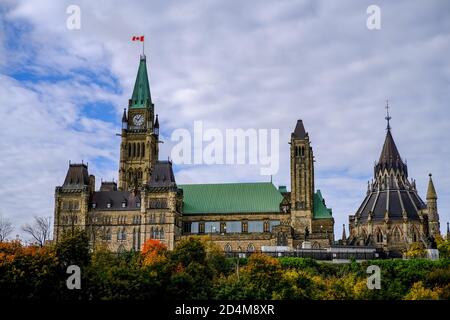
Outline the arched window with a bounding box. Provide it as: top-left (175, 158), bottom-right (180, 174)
top-left (376, 229), bottom-right (383, 243)
top-left (224, 243), bottom-right (232, 253)
top-left (105, 228), bottom-right (111, 240)
top-left (133, 143), bottom-right (136, 158)
top-left (128, 143), bottom-right (131, 158)
top-left (263, 221), bottom-right (269, 233)
top-left (247, 243), bottom-right (255, 252)
top-left (141, 142), bottom-right (145, 157)
top-left (137, 143), bottom-right (140, 157)
top-left (312, 242), bottom-right (320, 249)
top-left (160, 227), bottom-right (165, 239)
top-left (132, 228), bottom-right (140, 251)
top-left (412, 228), bottom-right (418, 242)
top-left (393, 228), bottom-right (401, 242)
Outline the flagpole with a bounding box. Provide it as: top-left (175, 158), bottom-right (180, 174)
top-left (143, 35), bottom-right (145, 56)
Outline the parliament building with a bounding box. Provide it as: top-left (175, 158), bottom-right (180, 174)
top-left (53, 55), bottom-right (441, 256)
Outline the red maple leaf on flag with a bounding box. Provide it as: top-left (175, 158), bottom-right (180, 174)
top-left (132, 35), bottom-right (144, 42)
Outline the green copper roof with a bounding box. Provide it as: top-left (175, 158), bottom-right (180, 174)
top-left (130, 56), bottom-right (151, 109)
top-left (179, 182), bottom-right (284, 215)
top-left (313, 190), bottom-right (333, 219)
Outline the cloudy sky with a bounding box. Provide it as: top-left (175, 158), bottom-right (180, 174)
top-left (0, 0), bottom-right (449, 240)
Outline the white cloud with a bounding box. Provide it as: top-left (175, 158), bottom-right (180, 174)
top-left (0, 0), bottom-right (449, 240)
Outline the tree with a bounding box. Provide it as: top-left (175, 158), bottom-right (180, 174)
top-left (141, 239), bottom-right (168, 267)
top-left (0, 215), bottom-right (14, 241)
top-left (22, 216), bottom-right (52, 247)
top-left (435, 235), bottom-right (450, 258)
top-left (55, 229), bottom-right (91, 268)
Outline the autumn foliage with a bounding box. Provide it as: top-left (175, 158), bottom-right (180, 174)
top-left (141, 239), bottom-right (168, 267)
top-left (1, 234), bottom-right (449, 300)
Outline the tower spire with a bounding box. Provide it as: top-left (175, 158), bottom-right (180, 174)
top-left (341, 224), bottom-right (347, 241)
top-left (129, 55), bottom-right (152, 109)
top-left (385, 100), bottom-right (391, 131)
top-left (426, 173), bottom-right (437, 200)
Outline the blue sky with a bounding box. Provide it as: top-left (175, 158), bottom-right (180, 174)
top-left (0, 0), bottom-right (449, 240)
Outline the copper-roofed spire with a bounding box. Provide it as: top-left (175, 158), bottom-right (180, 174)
top-left (129, 55), bottom-right (152, 109)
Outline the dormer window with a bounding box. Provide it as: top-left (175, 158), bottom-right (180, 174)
top-left (122, 200), bottom-right (127, 208)
top-left (92, 203), bottom-right (96, 209)
top-left (107, 202), bottom-right (112, 208)
top-left (136, 201), bottom-right (141, 208)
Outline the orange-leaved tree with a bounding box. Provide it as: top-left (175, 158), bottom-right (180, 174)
top-left (141, 239), bottom-right (168, 267)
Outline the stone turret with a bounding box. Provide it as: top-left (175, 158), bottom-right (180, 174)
top-left (426, 173), bottom-right (440, 237)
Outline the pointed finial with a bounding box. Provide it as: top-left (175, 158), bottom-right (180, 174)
top-left (385, 100), bottom-right (391, 131)
top-left (342, 224), bottom-right (347, 241)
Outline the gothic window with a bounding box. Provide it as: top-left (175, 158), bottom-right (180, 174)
top-left (183, 222), bottom-right (192, 233)
top-left (376, 229), bottom-right (383, 243)
top-left (117, 228), bottom-right (126, 241)
top-left (277, 232), bottom-right (288, 246)
top-left (132, 228), bottom-right (141, 251)
top-left (199, 222), bottom-right (205, 234)
top-left (220, 222), bottom-right (226, 234)
top-left (133, 143), bottom-right (136, 158)
top-left (242, 221), bottom-right (248, 233)
top-left (224, 243), bottom-right (232, 253)
top-left (141, 143), bottom-right (145, 157)
top-left (159, 214), bottom-right (166, 224)
top-left (105, 228), bottom-right (112, 241)
top-left (150, 227), bottom-right (154, 239)
top-left (128, 143), bottom-right (131, 158)
top-left (137, 143), bottom-right (141, 157)
top-left (412, 228), bottom-right (418, 242)
top-left (393, 228), bottom-right (401, 242)
top-left (160, 227), bottom-right (165, 239)
top-left (247, 243), bottom-right (255, 252)
top-left (263, 220), bottom-right (270, 233)
top-left (136, 228), bottom-right (141, 250)
top-left (149, 199), bottom-right (168, 209)
top-left (312, 242), bottom-right (320, 249)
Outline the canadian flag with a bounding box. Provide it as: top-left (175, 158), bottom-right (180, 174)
top-left (132, 35), bottom-right (144, 41)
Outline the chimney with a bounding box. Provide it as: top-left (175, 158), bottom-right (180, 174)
top-left (89, 175), bottom-right (96, 193)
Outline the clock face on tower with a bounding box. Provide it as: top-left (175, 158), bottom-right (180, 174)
top-left (133, 114), bottom-right (144, 126)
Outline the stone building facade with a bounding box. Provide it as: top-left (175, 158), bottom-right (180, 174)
top-left (53, 54), bottom-right (336, 252)
top-left (347, 113), bottom-right (441, 257)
